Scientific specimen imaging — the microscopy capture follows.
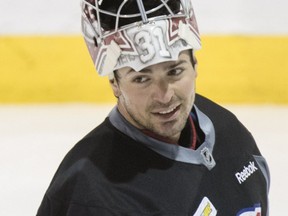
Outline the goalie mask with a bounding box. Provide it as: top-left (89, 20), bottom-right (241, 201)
top-left (81, 0), bottom-right (201, 77)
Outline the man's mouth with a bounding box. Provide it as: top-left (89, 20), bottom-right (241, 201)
top-left (158, 106), bottom-right (178, 114)
top-left (153, 105), bottom-right (181, 119)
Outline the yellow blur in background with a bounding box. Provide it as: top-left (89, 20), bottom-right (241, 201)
top-left (0, 35), bottom-right (287, 104)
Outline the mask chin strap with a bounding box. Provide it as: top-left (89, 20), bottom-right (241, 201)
top-left (136, 0), bottom-right (149, 24)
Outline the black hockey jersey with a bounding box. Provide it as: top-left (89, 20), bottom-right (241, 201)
top-left (37, 94), bottom-right (270, 216)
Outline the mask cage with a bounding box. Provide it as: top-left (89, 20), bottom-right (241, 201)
top-left (81, 0), bottom-right (193, 45)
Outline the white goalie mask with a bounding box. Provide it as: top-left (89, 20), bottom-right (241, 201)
top-left (81, 0), bottom-right (201, 77)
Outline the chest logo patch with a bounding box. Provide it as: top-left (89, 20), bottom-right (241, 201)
top-left (235, 161), bottom-right (258, 184)
top-left (236, 203), bottom-right (261, 216)
top-left (200, 147), bottom-right (216, 170)
top-left (193, 197), bottom-right (217, 216)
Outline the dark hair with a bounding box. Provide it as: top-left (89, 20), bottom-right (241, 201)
top-left (113, 70), bottom-right (121, 82)
top-left (98, 0), bottom-right (181, 30)
top-left (112, 50), bottom-right (196, 82)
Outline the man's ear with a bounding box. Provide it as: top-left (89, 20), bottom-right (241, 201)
top-left (109, 78), bottom-right (121, 98)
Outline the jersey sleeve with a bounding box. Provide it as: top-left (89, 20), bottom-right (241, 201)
top-left (254, 155), bottom-right (271, 193)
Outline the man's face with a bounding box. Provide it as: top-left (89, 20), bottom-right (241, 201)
top-left (111, 50), bottom-right (197, 143)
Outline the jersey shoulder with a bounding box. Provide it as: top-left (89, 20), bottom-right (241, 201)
top-left (195, 94), bottom-right (261, 156)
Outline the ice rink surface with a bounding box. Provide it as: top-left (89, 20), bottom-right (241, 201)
top-left (0, 104), bottom-right (287, 215)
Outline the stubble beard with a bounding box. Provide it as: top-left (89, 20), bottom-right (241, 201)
top-left (123, 96), bottom-right (194, 141)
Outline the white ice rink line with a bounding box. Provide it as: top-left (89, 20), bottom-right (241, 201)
top-left (0, 104), bottom-right (287, 215)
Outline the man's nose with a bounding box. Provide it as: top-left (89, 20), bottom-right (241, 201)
top-left (152, 80), bottom-right (174, 104)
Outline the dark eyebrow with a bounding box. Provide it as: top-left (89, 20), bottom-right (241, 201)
top-left (166, 60), bottom-right (187, 70)
top-left (125, 59), bottom-right (187, 76)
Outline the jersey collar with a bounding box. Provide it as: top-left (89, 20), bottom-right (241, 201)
top-left (108, 105), bottom-right (216, 169)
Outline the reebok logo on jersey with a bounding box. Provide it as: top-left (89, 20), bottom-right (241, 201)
top-left (235, 161), bottom-right (258, 184)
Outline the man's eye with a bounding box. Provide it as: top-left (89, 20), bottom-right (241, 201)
top-left (133, 76), bottom-right (149, 83)
top-left (168, 68), bottom-right (184, 76)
